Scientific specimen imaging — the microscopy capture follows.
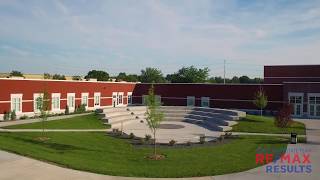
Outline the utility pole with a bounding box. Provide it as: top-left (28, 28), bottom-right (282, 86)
top-left (224, 60), bottom-right (226, 84)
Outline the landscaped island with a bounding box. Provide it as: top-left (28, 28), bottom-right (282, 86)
top-left (231, 115), bottom-right (306, 135)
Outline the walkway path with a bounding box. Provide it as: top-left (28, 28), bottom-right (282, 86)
top-left (0, 113), bottom-right (92, 128)
top-left (0, 119), bottom-right (319, 180)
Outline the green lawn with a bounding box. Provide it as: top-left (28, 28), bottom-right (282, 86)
top-left (3, 114), bottom-right (109, 129)
top-left (231, 115), bottom-right (306, 135)
top-left (0, 132), bottom-right (288, 177)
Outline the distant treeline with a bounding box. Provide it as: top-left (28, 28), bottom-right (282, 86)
top-left (8, 66), bottom-right (263, 84)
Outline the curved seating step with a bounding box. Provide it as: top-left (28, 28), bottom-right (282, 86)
top-left (98, 106), bottom-right (245, 132)
top-left (106, 119), bottom-right (142, 128)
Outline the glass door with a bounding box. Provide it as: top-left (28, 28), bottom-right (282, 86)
top-left (309, 96), bottom-right (320, 117)
top-left (289, 95), bottom-right (303, 116)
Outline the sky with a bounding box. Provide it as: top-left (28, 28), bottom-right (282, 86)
top-left (0, 0), bottom-right (320, 78)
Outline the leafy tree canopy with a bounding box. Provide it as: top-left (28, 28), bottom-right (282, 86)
top-left (52, 74), bottom-right (66, 80)
top-left (140, 67), bottom-right (165, 83)
top-left (167, 66), bottom-right (209, 83)
top-left (85, 70), bottom-right (109, 81)
top-left (10, 70), bottom-right (24, 77)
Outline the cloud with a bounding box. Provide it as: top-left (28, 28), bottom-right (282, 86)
top-left (0, 0), bottom-right (319, 77)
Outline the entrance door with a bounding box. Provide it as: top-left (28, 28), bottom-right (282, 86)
top-left (289, 94), bottom-right (303, 116)
top-left (308, 95), bottom-right (320, 117)
top-left (112, 92), bottom-right (117, 107)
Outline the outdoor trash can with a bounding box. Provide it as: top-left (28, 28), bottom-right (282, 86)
top-left (291, 133), bottom-right (297, 144)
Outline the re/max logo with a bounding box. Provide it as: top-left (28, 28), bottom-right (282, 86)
top-left (256, 153), bottom-right (312, 173)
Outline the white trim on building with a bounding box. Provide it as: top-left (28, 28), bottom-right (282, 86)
top-left (81, 92), bottom-right (89, 108)
top-left (51, 93), bottom-right (61, 112)
top-left (67, 93), bottom-right (76, 112)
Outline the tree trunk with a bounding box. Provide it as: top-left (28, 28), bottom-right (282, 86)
top-left (153, 130), bottom-right (156, 156)
top-left (42, 119), bottom-right (44, 137)
top-left (260, 108), bottom-right (263, 117)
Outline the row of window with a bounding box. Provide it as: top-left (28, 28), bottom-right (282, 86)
top-left (11, 92), bottom-right (135, 113)
top-left (289, 93), bottom-right (320, 117)
top-left (141, 95), bottom-right (211, 107)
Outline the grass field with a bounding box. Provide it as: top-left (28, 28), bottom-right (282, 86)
top-left (0, 132), bottom-right (288, 177)
top-left (231, 115), bottom-right (306, 135)
top-left (3, 114), bottom-right (109, 129)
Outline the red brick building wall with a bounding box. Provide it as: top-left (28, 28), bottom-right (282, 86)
top-left (132, 83), bottom-right (284, 111)
top-left (264, 65), bottom-right (320, 84)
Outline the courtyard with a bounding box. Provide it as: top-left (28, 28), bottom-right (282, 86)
top-left (0, 112), bottom-right (312, 178)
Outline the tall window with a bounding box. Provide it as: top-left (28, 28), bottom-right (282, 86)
top-left (289, 93), bottom-right (303, 116)
top-left (308, 94), bottom-right (320, 117)
top-left (118, 92), bottom-right (124, 105)
top-left (67, 93), bottom-right (75, 109)
top-left (52, 93), bottom-right (60, 111)
top-left (81, 93), bottom-right (89, 107)
top-left (11, 94), bottom-right (22, 113)
top-left (33, 93), bottom-right (44, 112)
top-left (127, 92), bottom-right (132, 105)
top-left (94, 92), bottom-right (100, 107)
top-left (187, 96), bottom-right (195, 106)
top-left (201, 97), bottom-right (210, 107)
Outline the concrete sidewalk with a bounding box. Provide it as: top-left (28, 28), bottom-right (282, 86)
top-left (0, 113), bottom-right (92, 128)
top-left (0, 119), bottom-right (319, 180)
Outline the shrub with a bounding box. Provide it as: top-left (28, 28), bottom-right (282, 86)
top-left (224, 132), bottom-right (232, 138)
top-left (20, 115), bottom-right (28, 120)
top-left (112, 128), bottom-right (119, 133)
top-left (10, 110), bottom-right (17, 120)
top-left (129, 132), bottom-right (135, 139)
top-left (3, 111), bottom-right (10, 121)
top-left (139, 138), bottom-right (145, 145)
top-left (199, 136), bottom-right (206, 144)
top-left (65, 105), bottom-right (69, 115)
top-left (186, 141), bottom-right (192, 146)
top-left (76, 104), bottom-right (86, 113)
top-left (145, 134), bottom-right (152, 141)
top-left (275, 103), bottom-right (293, 128)
top-left (169, 139), bottom-right (176, 146)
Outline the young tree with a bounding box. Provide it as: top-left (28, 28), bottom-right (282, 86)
top-left (36, 91), bottom-right (50, 139)
top-left (253, 88), bottom-right (268, 116)
top-left (145, 85), bottom-right (164, 159)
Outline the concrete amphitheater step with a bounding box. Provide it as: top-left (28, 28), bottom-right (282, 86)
top-left (102, 107), bottom-right (130, 113)
top-left (103, 111), bottom-right (132, 118)
top-left (127, 106), bottom-right (147, 112)
top-left (188, 111), bottom-right (239, 121)
top-left (203, 120), bottom-right (232, 132)
top-left (192, 107), bottom-right (245, 117)
top-left (103, 115), bottom-right (137, 123)
top-left (106, 119), bottom-right (141, 128)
